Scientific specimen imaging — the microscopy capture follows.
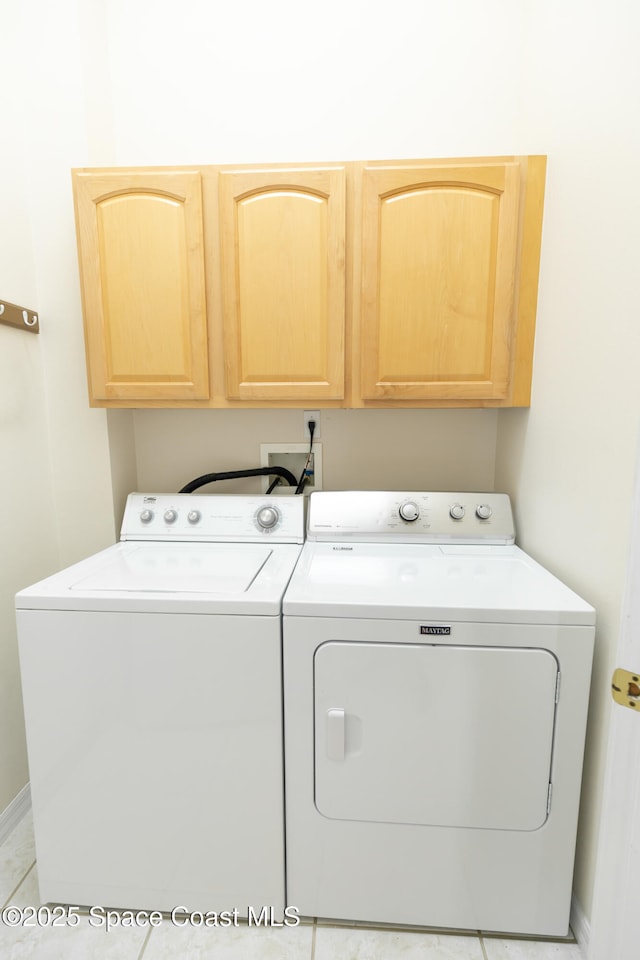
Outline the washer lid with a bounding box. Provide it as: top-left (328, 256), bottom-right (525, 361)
top-left (69, 542), bottom-right (272, 595)
top-left (283, 542), bottom-right (595, 625)
top-left (16, 541), bottom-right (303, 615)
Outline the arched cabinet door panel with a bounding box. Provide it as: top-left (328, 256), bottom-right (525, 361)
top-left (73, 170), bottom-right (209, 403)
top-left (219, 166), bottom-right (346, 401)
top-left (71, 157), bottom-right (544, 409)
top-left (360, 161), bottom-right (521, 401)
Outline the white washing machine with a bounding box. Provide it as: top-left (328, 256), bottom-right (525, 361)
top-left (16, 492), bottom-right (304, 914)
top-left (282, 491), bottom-right (595, 937)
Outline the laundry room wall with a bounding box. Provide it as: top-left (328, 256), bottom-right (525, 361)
top-left (494, 0), bottom-right (640, 928)
top-left (132, 409), bottom-right (498, 495)
top-left (0, 57), bottom-right (59, 809)
top-left (114, 0), bottom-right (525, 498)
top-left (2, 0), bottom-right (637, 939)
top-left (0, 1), bottom-right (129, 812)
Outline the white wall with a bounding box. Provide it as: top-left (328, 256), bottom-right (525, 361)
top-left (7, 0), bottom-right (121, 566)
top-left (0, 5), bottom-right (59, 810)
top-left (105, 0), bottom-right (526, 164)
top-left (110, 0), bottom-right (522, 511)
top-left (0, 1), bottom-right (123, 809)
top-left (495, 0), bottom-right (640, 919)
top-left (2, 0), bottom-right (636, 931)
top-left (0, 152), bottom-right (58, 808)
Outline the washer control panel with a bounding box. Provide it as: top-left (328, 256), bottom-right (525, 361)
top-left (120, 493), bottom-right (305, 543)
top-left (307, 491), bottom-right (515, 544)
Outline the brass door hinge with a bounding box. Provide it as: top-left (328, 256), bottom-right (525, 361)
top-left (611, 668), bottom-right (640, 710)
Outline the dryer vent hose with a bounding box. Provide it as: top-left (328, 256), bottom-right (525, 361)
top-left (179, 466), bottom-right (298, 494)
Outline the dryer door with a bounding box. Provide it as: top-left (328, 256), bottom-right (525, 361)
top-left (314, 641), bottom-right (558, 831)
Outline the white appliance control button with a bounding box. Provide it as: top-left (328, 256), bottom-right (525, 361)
top-left (399, 501), bottom-right (420, 522)
top-left (187, 510), bottom-right (201, 524)
top-left (163, 509), bottom-right (178, 524)
top-left (449, 503), bottom-right (465, 520)
top-left (257, 506), bottom-right (280, 530)
top-left (140, 509), bottom-right (154, 524)
top-left (476, 503), bottom-right (492, 520)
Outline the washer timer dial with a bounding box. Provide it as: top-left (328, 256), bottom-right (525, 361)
top-left (256, 506), bottom-right (280, 530)
top-left (399, 501), bottom-right (420, 522)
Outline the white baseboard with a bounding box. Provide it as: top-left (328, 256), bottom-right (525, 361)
top-left (0, 783), bottom-right (31, 847)
top-left (571, 893), bottom-right (590, 957)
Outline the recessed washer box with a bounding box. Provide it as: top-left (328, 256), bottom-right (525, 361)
top-left (260, 442), bottom-right (322, 494)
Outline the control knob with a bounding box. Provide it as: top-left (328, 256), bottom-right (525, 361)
top-left (140, 509), bottom-right (153, 524)
top-left (163, 509), bottom-right (178, 524)
top-left (449, 503), bottom-right (465, 520)
top-left (399, 501), bottom-right (420, 522)
top-left (476, 503), bottom-right (492, 520)
top-left (187, 510), bottom-right (201, 525)
top-left (256, 506), bottom-right (280, 530)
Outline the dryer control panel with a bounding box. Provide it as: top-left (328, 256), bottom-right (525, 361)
top-left (120, 493), bottom-right (305, 543)
top-left (306, 491), bottom-right (515, 544)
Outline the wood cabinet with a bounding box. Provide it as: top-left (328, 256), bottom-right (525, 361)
top-left (219, 166), bottom-right (345, 400)
top-left (73, 170), bottom-right (209, 402)
top-left (352, 155), bottom-right (546, 407)
top-left (359, 160), bottom-right (520, 402)
top-left (72, 156), bottom-right (545, 409)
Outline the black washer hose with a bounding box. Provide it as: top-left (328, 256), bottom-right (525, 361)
top-left (179, 466), bottom-right (298, 494)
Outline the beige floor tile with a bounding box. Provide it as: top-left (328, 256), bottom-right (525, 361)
top-left (482, 937), bottom-right (584, 959)
top-left (0, 813), bottom-right (36, 907)
top-left (0, 866), bottom-right (148, 960)
top-left (142, 917), bottom-right (313, 960)
top-left (315, 924), bottom-right (485, 959)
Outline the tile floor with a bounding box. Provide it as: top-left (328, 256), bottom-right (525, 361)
top-left (1, 811), bottom-right (586, 960)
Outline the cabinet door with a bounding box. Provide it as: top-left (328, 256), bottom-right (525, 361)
top-left (360, 161), bottom-right (521, 401)
top-left (73, 171), bottom-right (209, 402)
top-left (219, 167), bottom-right (345, 400)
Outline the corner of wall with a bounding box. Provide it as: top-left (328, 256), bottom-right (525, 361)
top-left (106, 409), bottom-right (138, 530)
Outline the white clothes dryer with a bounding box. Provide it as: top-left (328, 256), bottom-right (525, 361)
top-left (282, 491), bottom-right (595, 937)
top-left (16, 493), bottom-right (304, 914)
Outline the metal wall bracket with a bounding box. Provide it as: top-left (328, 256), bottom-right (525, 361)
top-left (0, 299), bottom-right (40, 334)
top-left (611, 667), bottom-right (640, 710)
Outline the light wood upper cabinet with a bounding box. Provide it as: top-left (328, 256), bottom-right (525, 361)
top-left (219, 166), bottom-right (346, 400)
top-left (72, 157), bottom-right (545, 408)
top-left (73, 170), bottom-right (209, 402)
top-left (358, 159), bottom-right (530, 402)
